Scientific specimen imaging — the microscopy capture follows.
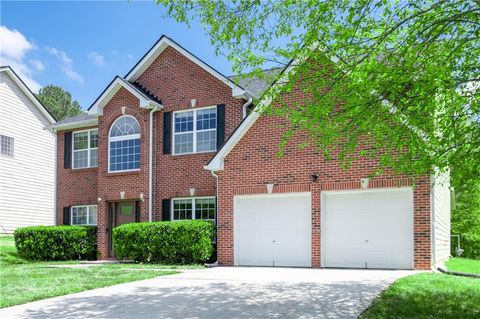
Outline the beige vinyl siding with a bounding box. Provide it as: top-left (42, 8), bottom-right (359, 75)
top-left (0, 72), bottom-right (55, 233)
top-left (432, 172), bottom-right (451, 267)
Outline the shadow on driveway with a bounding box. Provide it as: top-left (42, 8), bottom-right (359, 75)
top-left (1, 268), bottom-right (415, 319)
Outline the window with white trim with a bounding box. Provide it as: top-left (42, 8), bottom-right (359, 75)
top-left (0, 135), bottom-right (14, 157)
top-left (109, 115), bottom-right (140, 172)
top-left (73, 129), bottom-right (98, 169)
top-left (71, 205), bottom-right (97, 225)
top-left (172, 197), bottom-right (215, 221)
top-left (173, 107), bottom-right (216, 154)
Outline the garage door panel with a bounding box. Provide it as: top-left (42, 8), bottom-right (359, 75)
top-left (323, 189), bottom-right (413, 269)
top-left (234, 193), bottom-right (312, 267)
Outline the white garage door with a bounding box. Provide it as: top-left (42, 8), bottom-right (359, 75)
top-left (234, 193), bottom-right (311, 267)
top-left (322, 188), bottom-right (414, 269)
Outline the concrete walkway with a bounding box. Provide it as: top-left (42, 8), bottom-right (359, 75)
top-left (0, 267), bottom-right (416, 319)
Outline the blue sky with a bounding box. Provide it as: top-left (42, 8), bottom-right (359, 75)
top-left (1, 1), bottom-right (233, 109)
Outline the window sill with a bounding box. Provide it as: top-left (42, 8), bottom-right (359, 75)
top-left (71, 167), bottom-right (98, 173)
top-left (171, 150), bottom-right (217, 157)
top-left (107, 170), bottom-right (140, 177)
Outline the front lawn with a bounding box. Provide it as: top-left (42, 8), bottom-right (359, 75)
top-left (445, 258), bottom-right (480, 275)
top-left (0, 236), bottom-right (187, 308)
top-left (360, 273), bottom-right (480, 319)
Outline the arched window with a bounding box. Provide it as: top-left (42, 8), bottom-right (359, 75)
top-left (109, 115), bottom-right (140, 172)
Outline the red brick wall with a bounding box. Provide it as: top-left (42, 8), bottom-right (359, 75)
top-left (56, 128), bottom-right (98, 225)
top-left (95, 88), bottom-right (150, 258)
top-left (135, 46), bottom-right (244, 220)
top-left (56, 45), bottom-right (245, 258)
top-left (216, 92), bottom-right (432, 270)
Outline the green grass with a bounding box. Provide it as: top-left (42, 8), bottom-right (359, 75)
top-left (445, 258), bottom-right (480, 275)
top-left (0, 236), bottom-right (185, 308)
top-left (361, 273), bottom-right (480, 319)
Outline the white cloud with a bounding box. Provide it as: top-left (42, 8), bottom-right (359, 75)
top-left (127, 53), bottom-right (134, 60)
top-left (46, 46), bottom-right (84, 84)
top-left (88, 51), bottom-right (105, 66)
top-left (30, 59), bottom-right (44, 71)
top-left (0, 25), bottom-right (42, 92)
top-left (0, 25), bottom-right (34, 60)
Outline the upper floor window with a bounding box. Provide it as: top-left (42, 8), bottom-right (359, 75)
top-left (173, 106), bottom-right (217, 155)
top-left (0, 135), bottom-right (14, 157)
top-left (109, 115), bottom-right (140, 172)
top-left (73, 129), bottom-right (98, 169)
top-left (71, 205), bottom-right (97, 225)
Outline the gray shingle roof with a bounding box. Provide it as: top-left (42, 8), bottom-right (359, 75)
top-left (229, 68), bottom-right (283, 98)
top-left (53, 113), bottom-right (97, 126)
top-left (53, 68), bottom-right (283, 128)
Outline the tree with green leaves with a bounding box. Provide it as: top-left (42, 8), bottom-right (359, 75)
top-left (157, 0), bottom-right (479, 181)
top-left (36, 85), bottom-right (83, 121)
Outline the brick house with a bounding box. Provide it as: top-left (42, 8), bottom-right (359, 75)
top-left (49, 35), bottom-right (450, 269)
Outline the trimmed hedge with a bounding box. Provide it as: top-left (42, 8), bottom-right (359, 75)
top-left (14, 226), bottom-right (97, 261)
top-left (113, 220), bottom-right (215, 264)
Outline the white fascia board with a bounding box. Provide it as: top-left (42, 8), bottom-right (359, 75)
top-left (1, 67), bottom-right (56, 124)
top-left (88, 77), bottom-right (162, 116)
top-left (47, 118), bottom-right (99, 132)
top-left (125, 36), bottom-right (251, 99)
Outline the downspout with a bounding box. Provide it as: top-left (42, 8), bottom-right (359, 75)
top-left (209, 170), bottom-right (220, 266)
top-left (53, 130), bottom-right (58, 225)
top-left (148, 105), bottom-right (162, 222)
top-left (242, 97), bottom-right (253, 118)
top-left (431, 175), bottom-right (436, 269)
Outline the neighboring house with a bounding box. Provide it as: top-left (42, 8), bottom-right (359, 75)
top-left (49, 35), bottom-right (450, 270)
top-left (0, 66), bottom-right (56, 234)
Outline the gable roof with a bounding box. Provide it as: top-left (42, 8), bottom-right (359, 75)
top-left (0, 66), bottom-right (56, 124)
top-left (205, 59), bottom-right (301, 172)
top-left (88, 76), bottom-right (163, 114)
top-left (124, 35), bottom-right (252, 99)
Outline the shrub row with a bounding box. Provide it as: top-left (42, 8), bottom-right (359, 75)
top-left (14, 226), bottom-right (97, 261)
top-left (113, 220), bottom-right (215, 264)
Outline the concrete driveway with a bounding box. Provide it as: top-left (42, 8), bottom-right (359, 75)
top-left (0, 267), bottom-right (416, 319)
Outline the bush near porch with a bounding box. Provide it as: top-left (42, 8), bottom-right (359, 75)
top-left (113, 220), bottom-right (215, 264)
top-left (14, 226), bottom-right (97, 261)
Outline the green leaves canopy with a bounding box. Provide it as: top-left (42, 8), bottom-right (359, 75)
top-left (36, 85), bottom-right (83, 121)
top-left (157, 0), bottom-right (479, 179)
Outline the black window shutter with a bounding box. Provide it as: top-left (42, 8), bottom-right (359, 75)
top-left (135, 201), bottom-right (140, 222)
top-left (163, 112), bottom-right (172, 154)
top-left (162, 199), bottom-right (171, 221)
top-left (64, 132), bottom-right (72, 169)
top-left (63, 206), bottom-right (71, 225)
top-left (216, 104), bottom-right (225, 149)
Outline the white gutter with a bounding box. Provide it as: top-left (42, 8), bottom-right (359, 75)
top-left (148, 104), bottom-right (163, 222)
top-left (47, 118), bottom-right (99, 131)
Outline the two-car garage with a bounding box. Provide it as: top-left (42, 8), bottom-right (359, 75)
top-left (233, 188), bottom-right (414, 269)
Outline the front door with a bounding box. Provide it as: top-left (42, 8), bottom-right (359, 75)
top-left (109, 201), bottom-right (137, 257)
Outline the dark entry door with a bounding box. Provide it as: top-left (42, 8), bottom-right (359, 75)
top-left (109, 201), bottom-right (137, 257)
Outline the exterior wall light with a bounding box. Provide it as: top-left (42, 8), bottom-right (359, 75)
top-left (266, 183), bottom-right (274, 194)
top-left (310, 174), bottom-right (319, 182)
